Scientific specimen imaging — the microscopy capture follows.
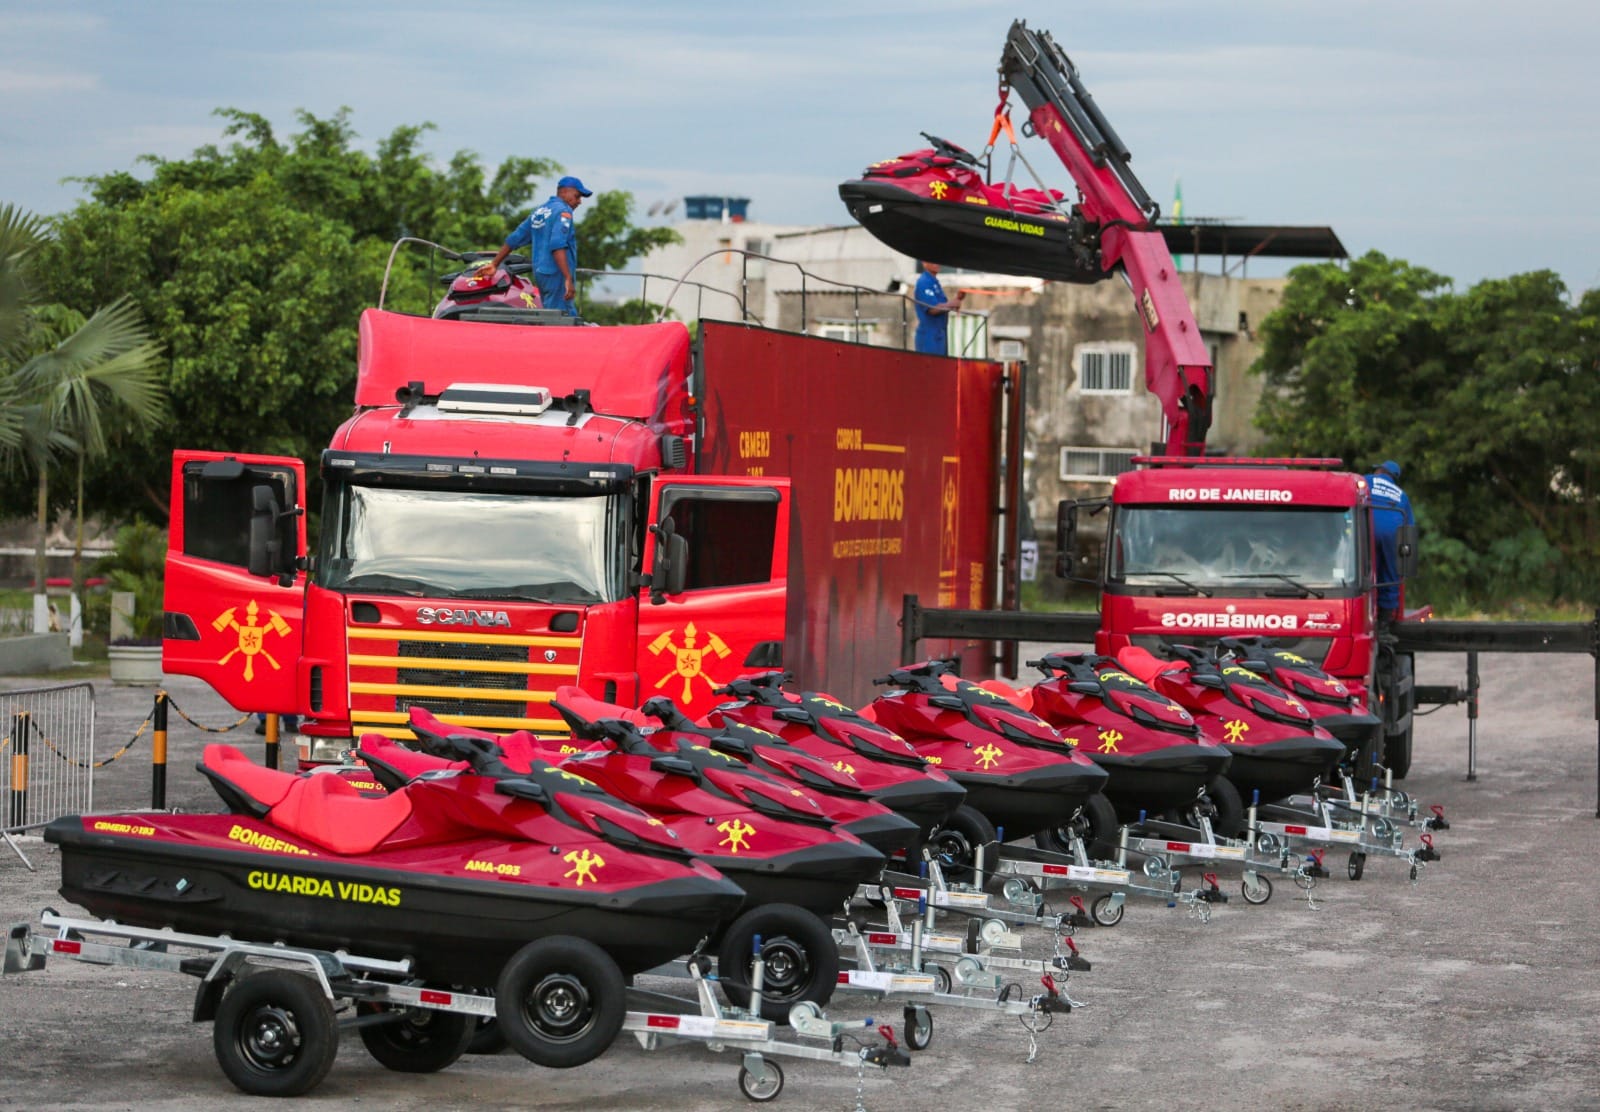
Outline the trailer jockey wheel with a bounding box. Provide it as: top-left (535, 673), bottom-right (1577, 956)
top-left (1090, 893), bottom-right (1124, 927)
top-left (738, 1056), bottom-right (785, 1101)
top-left (1240, 872), bottom-right (1273, 905)
top-left (1347, 852), bottom-right (1367, 882)
top-left (904, 1004), bottom-right (935, 1051)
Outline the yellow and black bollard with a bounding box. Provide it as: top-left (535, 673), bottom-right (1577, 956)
top-left (264, 713), bottom-right (280, 771)
top-left (8, 712), bottom-right (29, 830)
top-left (151, 691), bottom-right (168, 810)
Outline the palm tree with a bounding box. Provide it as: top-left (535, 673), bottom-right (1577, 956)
top-left (0, 204), bottom-right (167, 610)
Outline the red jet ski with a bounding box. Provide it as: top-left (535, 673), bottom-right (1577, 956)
top-left (1117, 645), bottom-right (1347, 813)
top-left (861, 661), bottom-right (1112, 858)
top-left (837, 134), bottom-right (1102, 283)
top-left (47, 742), bottom-right (746, 1068)
top-left (706, 671), bottom-right (968, 843)
top-left (372, 701), bottom-right (886, 919)
top-left (432, 254), bottom-right (543, 320)
top-left (1216, 636), bottom-right (1384, 774)
top-left (1020, 652), bottom-right (1233, 823)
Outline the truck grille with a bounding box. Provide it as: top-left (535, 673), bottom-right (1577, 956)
top-left (346, 627), bottom-right (581, 739)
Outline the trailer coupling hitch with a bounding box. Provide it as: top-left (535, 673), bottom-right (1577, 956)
top-left (1424, 805), bottom-right (1450, 832)
top-left (1053, 935), bottom-right (1091, 973)
top-left (862, 1023), bottom-right (912, 1068)
top-left (1195, 872), bottom-right (1229, 904)
top-left (1033, 973), bottom-right (1070, 1014)
top-left (1063, 895), bottom-right (1093, 929)
top-left (1302, 848), bottom-right (1330, 879)
top-left (1415, 833), bottom-right (1441, 862)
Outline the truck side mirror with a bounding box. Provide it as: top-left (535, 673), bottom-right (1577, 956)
top-left (649, 516), bottom-right (690, 604)
top-left (1395, 523), bottom-right (1419, 579)
top-left (1054, 499), bottom-right (1078, 578)
top-left (246, 485), bottom-right (283, 579)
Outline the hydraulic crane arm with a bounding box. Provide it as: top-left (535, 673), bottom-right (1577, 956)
top-left (1000, 20), bottom-right (1212, 455)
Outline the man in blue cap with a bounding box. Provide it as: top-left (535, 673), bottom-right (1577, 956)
top-left (480, 175), bottom-right (594, 316)
top-left (1367, 460), bottom-right (1415, 624)
top-left (912, 261), bottom-right (964, 355)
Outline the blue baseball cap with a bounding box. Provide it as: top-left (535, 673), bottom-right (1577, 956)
top-left (1379, 460), bottom-right (1402, 478)
top-left (558, 176), bottom-right (593, 197)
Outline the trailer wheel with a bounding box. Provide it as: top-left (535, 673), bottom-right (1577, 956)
top-left (1201, 776), bottom-right (1245, 839)
top-left (1090, 893), bottom-right (1124, 927)
top-left (931, 805), bottom-right (998, 884)
top-left (355, 998), bottom-right (474, 1072)
top-left (1032, 792), bottom-right (1117, 861)
top-left (718, 903), bottom-right (838, 1023)
top-left (495, 937), bottom-right (625, 1069)
top-left (904, 1004), bottom-right (934, 1051)
top-left (467, 1016), bottom-right (507, 1054)
top-left (738, 1057), bottom-right (785, 1102)
top-left (212, 969), bottom-right (338, 1097)
top-left (1240, 872), bottom-right (1273, 905)
top-left (1347, 852), bottom-right (1366, 882)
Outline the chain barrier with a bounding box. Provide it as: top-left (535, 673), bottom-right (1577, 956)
top-left (163, 695), bottom-right (251, 734)
top-left (30, 714), bottom-right (153, 770)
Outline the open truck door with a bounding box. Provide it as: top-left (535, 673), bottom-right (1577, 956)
top-left (163, 451), bottom-right (307, 714)
top-left (638, 477), bottom-right (790, 720)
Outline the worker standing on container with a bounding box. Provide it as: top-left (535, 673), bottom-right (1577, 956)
top-left (479, 175), bottom-right (593, 317)
top-left (912, 261), bottom-right (964, 355)
top-left (1367, 459), bottom-right (1415, 624)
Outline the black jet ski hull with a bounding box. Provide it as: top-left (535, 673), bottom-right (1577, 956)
top-left (1221, 736), bottom-right (1347, 805)
top-left (951, 763), bottom-right (1110, 841)
top-left (1090, 744), bottom-right (1234, 820)
top-left (47, 817), bottom-right (744, 984)
top-left (838, 180), bottom-right (1102, 284)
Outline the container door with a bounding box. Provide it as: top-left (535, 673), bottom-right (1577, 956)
top-left (637, 477), bottom-right (790, 720)
top-left (163, 451), bottom-right (307, 713)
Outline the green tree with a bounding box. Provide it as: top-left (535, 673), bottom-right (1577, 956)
top-left (0, 205), bottom-right (166, 596)
top-left (33, 109), bottom-right (678, 518)
top-left (1252, 252), bottom-right (1598, 605)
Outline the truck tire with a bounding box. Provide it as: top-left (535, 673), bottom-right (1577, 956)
top-left (1383, 653), bottom-right (1415, 779)
top-left (1385, 722), bottom-right (1414, 780)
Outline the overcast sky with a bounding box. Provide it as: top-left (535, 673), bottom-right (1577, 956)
top-left (3, 1), bottom-right (1597, 294)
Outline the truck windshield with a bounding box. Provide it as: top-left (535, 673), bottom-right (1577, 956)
top-left (1109, 506), bottom-right (1358, 592)
top-left (318, 484), bottom-right (627, 604)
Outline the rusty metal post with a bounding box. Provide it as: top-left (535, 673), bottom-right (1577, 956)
top-left (151, 691), bottom-right (168, 810)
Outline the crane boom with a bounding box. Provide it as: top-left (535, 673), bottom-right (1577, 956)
top-left (1000, 21), bottom-right (1212, 455)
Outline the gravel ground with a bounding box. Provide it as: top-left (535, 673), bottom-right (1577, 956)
top-left (1, 652), bottom-right (1598, 1111)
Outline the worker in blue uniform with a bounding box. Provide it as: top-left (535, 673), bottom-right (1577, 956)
top-left (1367, 460), bottom-right (1415, 624)
top-left (480, 175), bottom-right (593, 316)
top-left (912, 261), bottom-right (964, 355)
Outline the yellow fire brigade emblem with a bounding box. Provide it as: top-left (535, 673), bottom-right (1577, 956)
top-left (1278, 652), bottom-right (1310, 665)
top-left (562, 848), bottom-right (605, 886)
top-left (649, 621), bottom-right (733, 702)
top-left (974, 743), bottom-right (1003, 770)
top-left (717, 818), bottom-right (756, 854)
top-left (928, 179), bottom-right (950, 200)
top-left (212, 600), bottom-right (292, 682)
top-left (833, 759), bottom-right (856, 776)
top-left (1222, 719), bottom-right (1250, 744)
top-left (1098, 729), bottom-right (1123, 754)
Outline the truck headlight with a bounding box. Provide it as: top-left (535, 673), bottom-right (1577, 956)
top-left (297, 734), bottom-right (354, 765)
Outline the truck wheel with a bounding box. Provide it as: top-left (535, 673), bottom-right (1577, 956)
top-left (356, 998), bottom-right (474, 1072)
top-left (495, 936), bottom-right (625, 1068)
top-left (717, 903), bottom-right (838, 1022)
top-left (1385, 722), bottom-right (1414, 780)
top-left (931, 805), bottom-right (998, 884)
top-left (212, 969), bottom-right (338, 1097)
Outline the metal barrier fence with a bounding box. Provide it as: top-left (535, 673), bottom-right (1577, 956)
top-left (1, 681), bottom-right (96, 869)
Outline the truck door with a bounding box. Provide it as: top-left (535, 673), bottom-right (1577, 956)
top-left (637, 477), bottom-right (790, 719)
top-left (163, 451), bottom-right (307, 714)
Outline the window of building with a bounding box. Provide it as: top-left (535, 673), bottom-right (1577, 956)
top-left (818, 321), bottom-right (876, 343)
top-left (996, 338), bottom-right (1026, 361)
top-left (1059, 446), bottom-right (1138, 482)
top-left (1075, 342), bottom-right (1136, 394)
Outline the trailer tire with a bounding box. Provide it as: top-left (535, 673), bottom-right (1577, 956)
top-left (1201, 776), bottom-right (1245, 838)
top-left (356, 998), bottom-right (474, 1072)
top-left (931, 805), bottom-right (998, 884)
top-left (718, 903), bottom-right (838, 1023)
top-left (495, 937), bottom-right (625, 1069)
top-left (1032, 793), bottom-right (1118, 861)
top-left (466, 1016), bottom-right (507, 1055)
top-left (212, 969), bottom-right (339, 1097)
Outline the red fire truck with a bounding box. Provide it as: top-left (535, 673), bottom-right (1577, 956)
top-left (161, 311), bottom-right (1021, 762)
top-left (1059, 455), bottom-right (1421, 776)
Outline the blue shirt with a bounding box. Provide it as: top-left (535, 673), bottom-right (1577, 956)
top-left (1367, 470), bottom-right (1415, 607)
top-left (913, 270), bottom-right (948, 355)
top-left (506, 195), bottom-right (578, 277)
